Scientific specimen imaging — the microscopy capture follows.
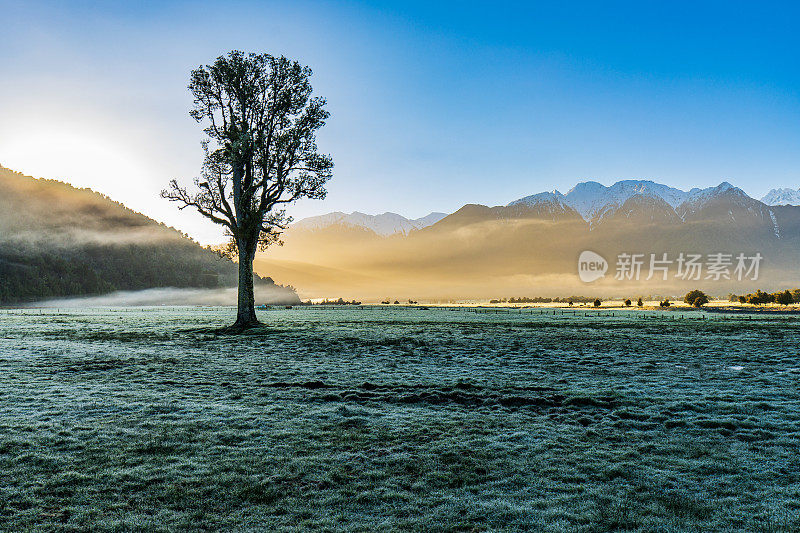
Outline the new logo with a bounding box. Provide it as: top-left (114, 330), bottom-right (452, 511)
top-left (578, 251), bottom-right (608, 283)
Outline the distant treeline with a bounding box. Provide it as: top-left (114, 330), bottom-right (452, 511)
top-left (491, 296), bottom-right (598, 304)
top-left (729, 289), bottom-right (800, 306)
top-left (314, 298), bottom-right (363, 305)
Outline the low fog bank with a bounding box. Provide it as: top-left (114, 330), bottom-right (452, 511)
top-left (29, 286), bottom-right (300, 308)
top-left (0, 227), bottom-right (182, 247)
top-left (255, 257), bottom-right (789, 302)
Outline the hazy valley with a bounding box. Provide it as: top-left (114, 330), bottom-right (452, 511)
top-left (3, 164), bottom-right (797, 304)
top-left (261, 180), bottom-right (800, 300)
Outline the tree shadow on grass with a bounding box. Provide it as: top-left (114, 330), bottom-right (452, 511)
top-left (178, 323), bottom-right (286, 336)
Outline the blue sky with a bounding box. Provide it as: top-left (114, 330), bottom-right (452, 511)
top-left (1, 0), bottom-right (798, 243)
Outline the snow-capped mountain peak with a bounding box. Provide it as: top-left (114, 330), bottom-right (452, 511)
top-left (292, 211), bottom-right (446, 236)
top-left (517, 179), bottom-right (688, 222)
top-left (508, 179), bottom-right (751, 223)
top-left (761, 187), bottom-right (800, 206)
top-left (412, 212), bottom-right (448, 227)
top-left (507, 190), bottom-right (566, 207)
top-left (679, 182), bottom-right (746, 209)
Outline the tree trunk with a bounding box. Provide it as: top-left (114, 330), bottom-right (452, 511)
top-left (234, 240), bottom-right (259, 328)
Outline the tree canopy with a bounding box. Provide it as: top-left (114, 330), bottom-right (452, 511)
top-left (164, 51), bottom-right (333, 256)
top-left (684, 290), bottom-right (709, 308)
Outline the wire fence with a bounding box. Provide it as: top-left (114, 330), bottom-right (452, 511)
top-left (1, 304), bottom-right (796, 323)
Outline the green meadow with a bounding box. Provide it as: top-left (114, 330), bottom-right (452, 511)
top-left (1, 307), bottom-right (798, 531)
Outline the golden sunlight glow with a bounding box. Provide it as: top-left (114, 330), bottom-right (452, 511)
top-left (0, 125), bottom-right (150, 199)
top-left (0, 118), bottom-right (226, 245)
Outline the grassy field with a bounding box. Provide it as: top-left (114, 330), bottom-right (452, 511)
top-left (1, 306), bottom-right (799, 531)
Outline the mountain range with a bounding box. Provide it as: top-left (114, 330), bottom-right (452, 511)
top-left (292, 211), bottom-right (447, 236)
top-left (260, 179), bottom-right (800, 299)
top-left (3, 162), bottom-right (797, 303)
top-left (295, 181), bottom-right (800, 236)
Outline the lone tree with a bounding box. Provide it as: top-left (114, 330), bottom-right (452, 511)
top-left (684, 290), bottom-right (709, 308)
top-left (163, 51), bottom-right (333, 329)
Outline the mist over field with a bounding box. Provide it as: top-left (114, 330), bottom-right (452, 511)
top-left (29, 286), bottom-right (300, 307)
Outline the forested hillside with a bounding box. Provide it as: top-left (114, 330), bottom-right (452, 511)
top-left (0, 165), bottom-right (298, 304)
